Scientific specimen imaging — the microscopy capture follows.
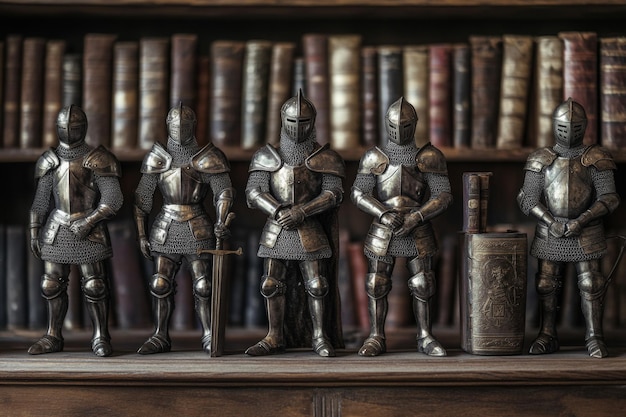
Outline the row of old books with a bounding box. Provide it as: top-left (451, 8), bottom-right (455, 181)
top-left (1, 32), bottom-right (625, 154)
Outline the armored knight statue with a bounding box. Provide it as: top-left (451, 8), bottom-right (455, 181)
top-left (518, 98), bottom-right (620, 358)
top-left (29, 105), bottom-right (123, 357)
top-left (351, 97), bottom-right (453, 357)
top-left (245, 90), bottom-right (345, 357)
top-left (134, 104), bottom-right (234, 354)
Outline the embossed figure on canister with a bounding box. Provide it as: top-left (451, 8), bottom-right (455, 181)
top-left (134, 104), bottom-right (235, 354)
top-left (518, 98), bottom-right (620, 358)
top-left (28, 105), bottom-right (123, 357)
top-left (351, 97), bottom-right (453, 357)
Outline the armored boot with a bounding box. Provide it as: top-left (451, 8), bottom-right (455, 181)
top-left (414, 297), bottom-right (446, 356)
top-left (81, 263), bottom-right (112, 357)
top-left (308, 295), bottom-right (335, 357)
top-left (358, 295), bottom-right (388, 357)
top-left (578, 261), bottom-right (608, 358)
top-left (138, 295), bottom-right (173, 354)
top-left (529, 264), bottom-right (561, 355)
top-left (28, 269), bottom-right (68, 355)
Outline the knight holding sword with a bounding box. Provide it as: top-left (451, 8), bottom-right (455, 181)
top-left (133, 104), bottom-right (235, 355)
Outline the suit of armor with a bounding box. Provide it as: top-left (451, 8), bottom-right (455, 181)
top-left (518, 98), bottom-right (620, 358)
top-left (245, 91), bottom-right (345, 357)
top-left (351, 97), bottom-right (452, 357)
top-left (134, 105), bottom-right (234, 354)
top-left (29, 105), bottom-right (123, 357)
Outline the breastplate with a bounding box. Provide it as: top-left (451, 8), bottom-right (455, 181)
top-left (159, 165), bottom-right (207, 205)
top-left (52, 157), bottom-right (97, 214)
top-left (376, 163), bottom-right (426, 210)
top-left (270, 164), bottom-right (322, 205)
top-left (544, 156), bottom-right (594, 218)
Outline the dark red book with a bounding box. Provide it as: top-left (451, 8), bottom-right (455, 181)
top-left (600, 36), bottom-right (626, 150)
top-left (302, 34), bottom-right (330, 145)
top-left (429, 44), bottom-right (452, 148)
top-left (3, 35), bottom-right (23, 148)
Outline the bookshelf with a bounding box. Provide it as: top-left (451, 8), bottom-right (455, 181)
top-left (1, 1), bottom-right (626, 415)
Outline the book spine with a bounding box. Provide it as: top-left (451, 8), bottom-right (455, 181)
top-left (83, 33), bottom-right (116, 148)
top-left (302, 34), bottom-right (330, 145)
top-left (452, 43), bottom-right (472, 148)
top-left (210, 40), bottom-right (244, 147)
top-left (496, 35), bottom-right (534, 150)
top-left (195, 55), bottom-right (211, 147)
top-left (266, 42), bottom-right (296, 146)
top-left (347, 242), bottom-right (370, 333)
top-left (241, 40), bottom-right (273, 150)
top-left (27, 240), bottom-right (46, 329)
top-left (559, 31), bottom-right (598, 146)
top-left (429, 44), bottom-right (452, 148)
top-left (535, 36), bottom-right (564, 148)
top-left (329, 34), bottom-right (362, 151)
top-left (3, 35), bottom-right (23, 148)
top-left (20, 37), bottom-right (46, 149)
top-left (470, 36), bottom-right (502, 149)
top-left (5, 224), bottom-right (27, 330)
top-left (111, 41), bottom-right (139, 150)
top-left (42, 40), bottom-right (66, 149)
top-left (478, 172), bottom-right (491, 233)
top-left (462, 172), bottom-right (481, 233)
top-left (361, 46), bottom-right (379, 147)
top-left (600, 37), bottom-right (626, 150)
top-left (377, 45), bottom-right (403, 147)
top-left (170, 33), bottom-right (198, 109)
top-left (139, 37), bottom-right (169, 150)
top-left (62, 53), bottom-right (82, 108)
top-left (292, 56), bottom-right (306, 97)
top-left (403, 45), bottom-right (429, 147)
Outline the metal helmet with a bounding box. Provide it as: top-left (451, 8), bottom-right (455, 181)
top-left (166, 103), bottom-right (196, 145)
top-left (280, 89), bottom-right (316, 142)
top-left (552, 97), bottom-right (587, 148)
top-left (385, 97), bottom-right (418, 145)
top-left (56, 105), bottom-right (87, 148)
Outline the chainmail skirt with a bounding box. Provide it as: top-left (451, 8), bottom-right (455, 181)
top-left (41, 225), bottom-right (112, 264)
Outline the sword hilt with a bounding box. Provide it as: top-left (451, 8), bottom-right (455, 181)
top-left (215, 212), bottom-right (236, 251)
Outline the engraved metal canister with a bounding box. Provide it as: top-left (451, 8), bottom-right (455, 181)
top-left (459, 232), bottom-right (528, 355)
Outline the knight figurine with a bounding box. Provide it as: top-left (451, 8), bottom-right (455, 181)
top-left (518, 98), bottom-right (620, 358)
top-left (28, 105), bottom-right (123, 357)
top-left (351, 97), bottom-right (453, 357)
top-left (134, 104), bottom-right (235, 354)
top-left (245, 90), bottom-right (345, 357)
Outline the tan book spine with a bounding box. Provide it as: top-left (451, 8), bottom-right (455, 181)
top-left (302, 34), bottom-right (330, 145)
top-left (112, 41), bottom-right (139, 150)
top-left (535, 36), bottom-right (564, 148)
top-left (195, 55), bottom-right (211, 147)
top-left (361, 46), bottom-right (379, 147)
top-left (210, 40), bottom-right (244, 147)
top-left (266, 42), bottom-right (295, 146)
top-left (3, 35), bottom-right (22, 148)
top-left (139, 37), bottom-right (169, 149)
top-left (559, 31), bottom-right (598, 146)
top-left (83, 34), bottom-right (116, 148)
top-left (497, 35), bottom-right (534, 150)
top-left (62, 53), bottom-right (82, 107)
top-left (329, 34), bottom-right (361, 151)
top-left (429, 44), bottom-right (452, 148)
top-left (20, 37), bottom-right (46, 149)
top-left (600, 36), bottom-right (626, 150)
top-left (42, 40), bottom-right (66, 148)
top-left (241, 40), bottom-right (272, 150)
top-left (403, 45), bottom-right (429, 147)
top-left (170, 33), bottom-right (198, 109)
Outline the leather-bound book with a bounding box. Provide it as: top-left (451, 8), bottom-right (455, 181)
top-left (459, 231), bottom-right (527, 355)
top-left (496, 35), bottom-right (534, 150)
top-left (3, 35), bottom-right (22, 148)
top-left (559, 31), bottom-right (598, 145)
top-left (42, 40), bottom-right (66, 148)
top-left (403, 45), bottom-right (429, 147)
top-left (210, 40), bottom-right (244, 147)
top-left (111, 41), bottom-right (139, 150)
top-left (462, 172), bottom-right (481, 234)
top-left (429, 44), bottom-right (452, 148)
top-left (241, 40), bottom-right (272, 150)
top-left (266, 42), bottom-right (295, 146)
top-left (469, 36), bottom-right (502, 149)
top-left (452, 43), bottom-right (471, 148)
top-left (329, 34), bottom-right (361, 151)
top-left (83, 34), bottom-right (116, 148)
top-left (377, 45), bottom-right (403, 147)
top-left (62, 53), bottom-right (82, 107)
top-left (600, 36), bottom-right (626, 150)
top-left (361, 46), bottom-right (379, 147)
top-left (139, 37), bottom-right (169, 150)
top-left (170, 33), bottom-right (198, 109)
top-left (195, 55), bottom-right (211, 147)
top-left (302, 34), bottom-right (330, 145)
top-left (20, 37), bottom-right (46, 149)
top-left (292, 56), bottom-right (306, 97)
top-left (534, 36), bottom-right (563, 148)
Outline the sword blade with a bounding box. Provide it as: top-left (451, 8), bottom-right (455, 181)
top-left (210, 253), bottom-right (227, 357)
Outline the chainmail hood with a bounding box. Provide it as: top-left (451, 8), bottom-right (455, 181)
top-left (278, 128), bottom-right (317, 165)
top-left (167, 137), bottom-right (200, 166)
top-left (383, 140), bottom-right (419, 165)
top-left (55, 142), bottom-right (92, 160)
